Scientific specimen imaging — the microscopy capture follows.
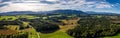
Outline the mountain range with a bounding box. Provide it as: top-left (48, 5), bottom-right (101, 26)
top-left (0, 10), bottom-right (119, 15)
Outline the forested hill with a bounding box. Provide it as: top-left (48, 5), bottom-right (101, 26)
top-left (0, 10), bottom-right (86, 15)
top-left (0, 10), bottom-right (119, 16)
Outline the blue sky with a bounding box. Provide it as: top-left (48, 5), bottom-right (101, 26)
top-left (106, 0), bottom-right (120, 4)
top-left (0, 0), bottom-right (120, 13)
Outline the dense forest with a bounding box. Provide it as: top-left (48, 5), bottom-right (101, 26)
top-left (67, 17), bottom-right (120, 38)
top-left (30, 21), bottom-right (60, 33)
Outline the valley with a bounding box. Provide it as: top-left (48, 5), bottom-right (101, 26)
top-left (0, 10), bottom-right (120, 38)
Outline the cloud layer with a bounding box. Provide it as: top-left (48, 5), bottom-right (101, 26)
top-left (0, 0), bottom-right (118, 13)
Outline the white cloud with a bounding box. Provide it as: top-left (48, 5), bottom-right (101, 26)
top-left (0, 0), bottom-right (113, 12)
top-left (95, 2), bottom-right (112, 8)
top-left (0, 3), bottom-right (55, 12)
top-left (46, 0), bottom-right (58, 2)
top-left (0, 0), bottom-right (2, 3)
top-left (96, 4), bottom-right (111, 8)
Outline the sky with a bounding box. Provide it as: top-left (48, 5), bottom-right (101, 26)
top-left (0, 0), bottom-right (120, 13)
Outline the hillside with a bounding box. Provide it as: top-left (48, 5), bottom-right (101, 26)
top-left (0, 10), bottom-right (87, 15)
top-left (0, 21), bottom-right (39, 38)
top-left (0, 10), bottom-right (120, 38)
top-left (0, 10), bottom-right (119, 16)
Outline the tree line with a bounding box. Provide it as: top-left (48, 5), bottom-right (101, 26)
top-left (67, 17), bottom-right (120, 38)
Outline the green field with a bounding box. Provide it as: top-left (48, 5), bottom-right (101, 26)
top-left (40, 32), bottom-right (120, 38)
top-left (104, 33), bottom-right (120, 38)
top-left (0, 15), bottom-right (39, 21)
top-left (40, 31), bottom-right (73, 38)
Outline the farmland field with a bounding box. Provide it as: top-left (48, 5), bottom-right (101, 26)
top-left (0, 15), bottom-right (39, 21)
top-left (40, 31), bottom-right (73, 38)
top-left (0, 14), bottom-right (120, 38)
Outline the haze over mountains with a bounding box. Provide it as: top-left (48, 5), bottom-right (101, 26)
top-left (0, 10), bottom-right (119, 15)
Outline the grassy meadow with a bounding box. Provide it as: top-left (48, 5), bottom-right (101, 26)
top-left (40, 31), bottom-right (73, 38)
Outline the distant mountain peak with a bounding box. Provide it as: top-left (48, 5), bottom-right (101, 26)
top-left (0, 10), bottom-right (119, 15)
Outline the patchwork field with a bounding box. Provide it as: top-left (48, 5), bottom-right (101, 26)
top-left (0, 15), bottom-right (39, 21)
top-left (0, 14), bottom-right (120, 38)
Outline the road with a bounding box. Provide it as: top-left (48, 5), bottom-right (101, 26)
top-left (20, 21), bottom-right (40, 38)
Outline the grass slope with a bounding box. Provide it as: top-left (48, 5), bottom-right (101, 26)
top-left (104, 33), bottom-right (120, 38)
top-left (0, 15), bottom-right (39, 21)
top-left (40, 31), bottom-right (73, 38)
